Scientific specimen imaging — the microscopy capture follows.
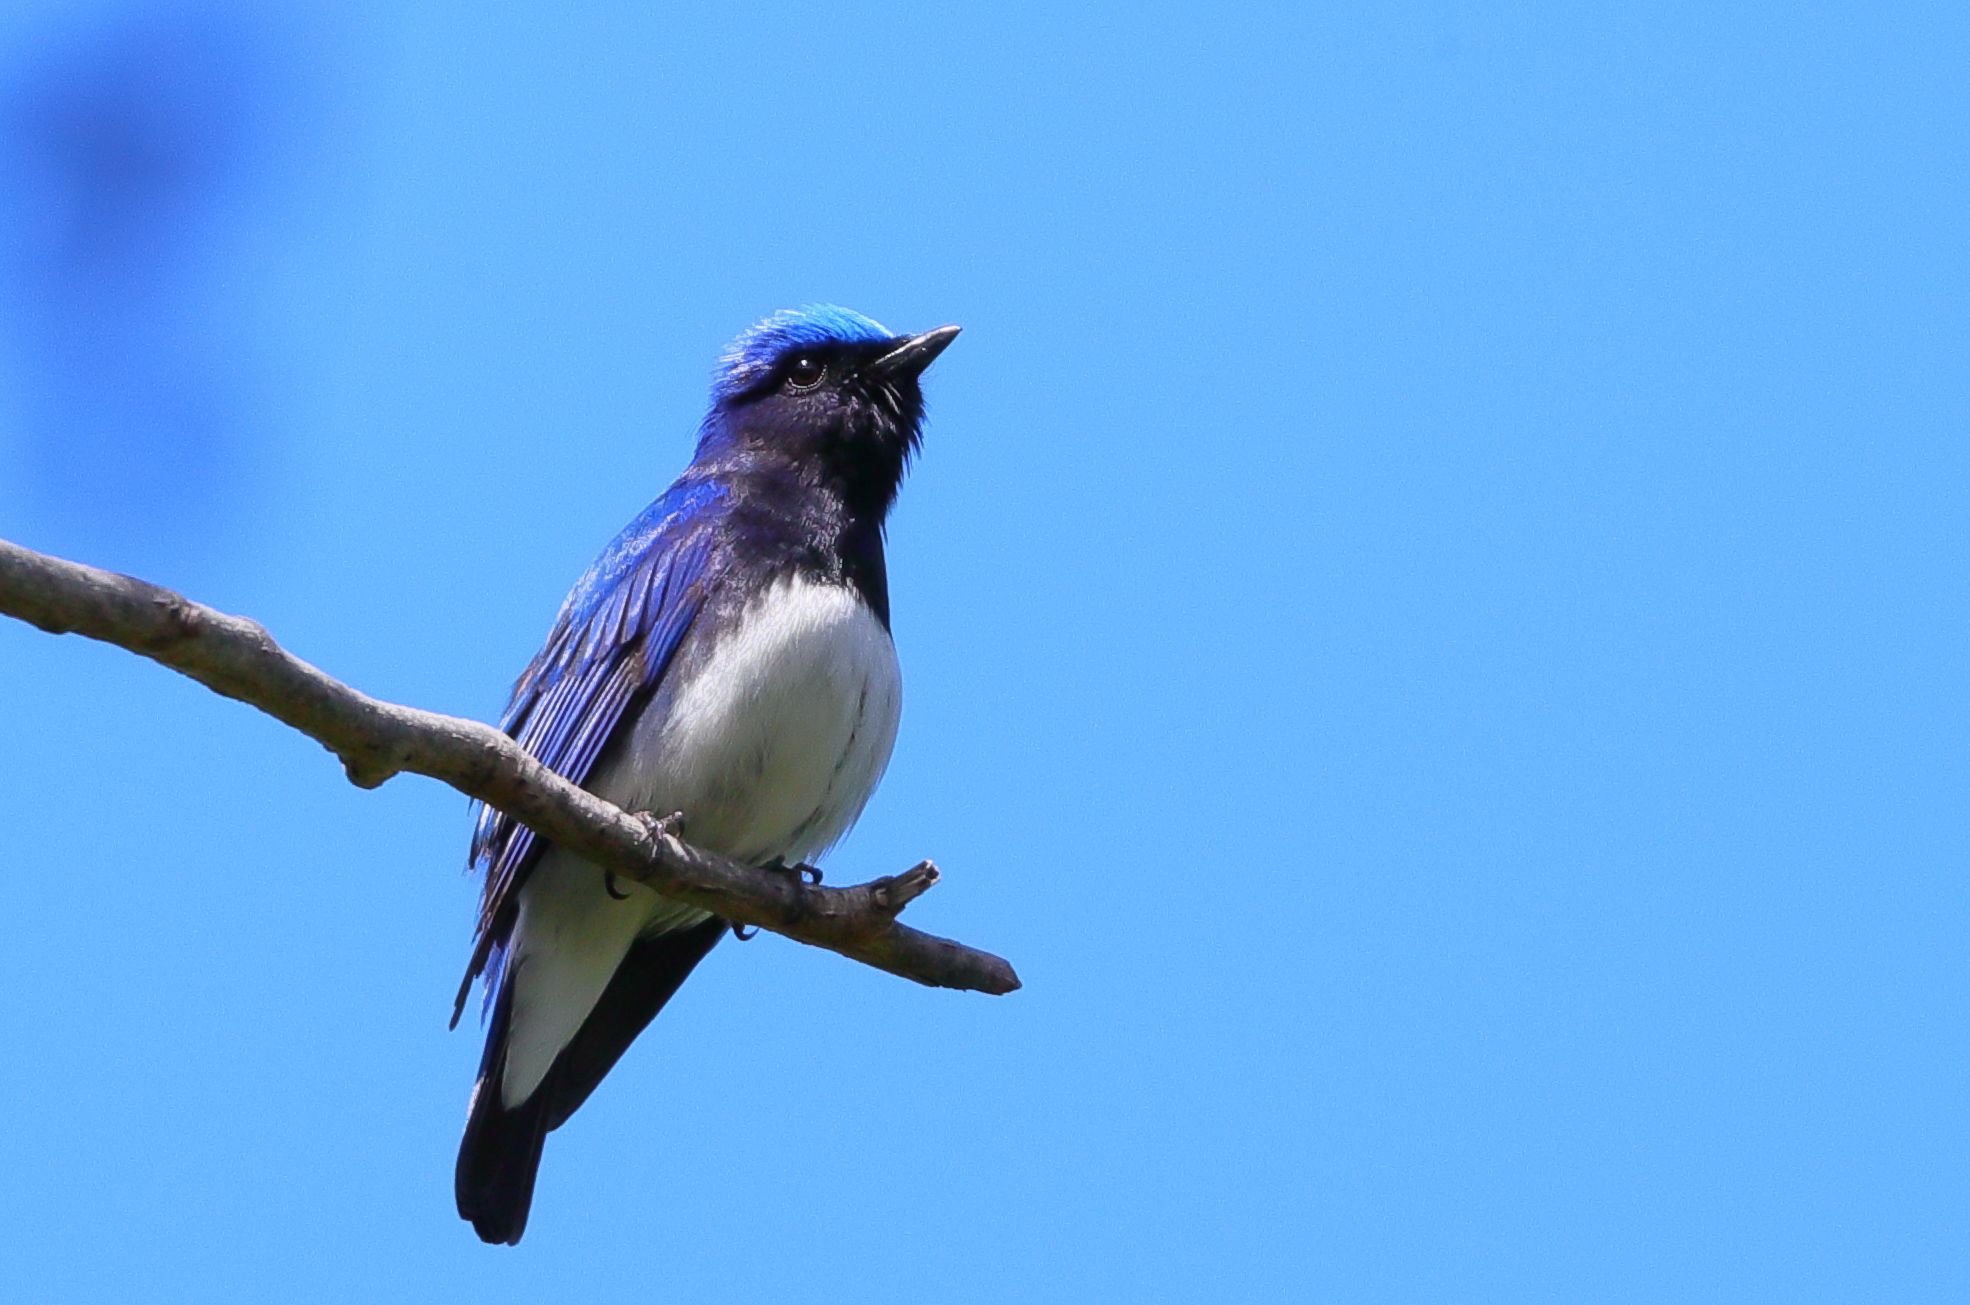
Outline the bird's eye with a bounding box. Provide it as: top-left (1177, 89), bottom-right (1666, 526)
top-left (786, 357), bottom-right (825, 390)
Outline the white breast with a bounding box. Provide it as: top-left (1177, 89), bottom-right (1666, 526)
top-left (612, 572), bottom-right (903, 870)
top-left (500, 574), bottom-right (903, 1105)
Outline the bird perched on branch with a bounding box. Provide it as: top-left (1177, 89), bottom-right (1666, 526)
top-left (452, 306), bottom-right (959, 1244)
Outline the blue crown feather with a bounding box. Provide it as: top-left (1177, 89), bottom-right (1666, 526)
top-left (714, 305), bottom-right (895, 398)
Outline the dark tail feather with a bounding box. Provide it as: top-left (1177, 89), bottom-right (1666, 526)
top-left (455, 918), bottom-right (728, 1243)
top-left (455, 970), bottom-right (553, 1246)
top-left (547, 917), bottom-right (727, 1130)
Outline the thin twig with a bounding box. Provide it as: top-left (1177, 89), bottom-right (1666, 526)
top-left (0, 536), bottom-right (1020, 996)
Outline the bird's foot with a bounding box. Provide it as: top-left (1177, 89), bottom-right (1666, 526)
top-left (731, 860), bottom-right (820, 941)
top-left (761, 857), bottom-right (824, 886)
top-left (606, 812), bottom-right (687, 900)
top-left (635, 810), bottom-right (687, 841)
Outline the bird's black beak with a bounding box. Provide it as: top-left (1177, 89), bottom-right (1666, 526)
top-left (868, 325), bottom-right (961, 378)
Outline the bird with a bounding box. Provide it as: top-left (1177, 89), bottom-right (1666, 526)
top-left (451, 305), bottom-right (959, 1245)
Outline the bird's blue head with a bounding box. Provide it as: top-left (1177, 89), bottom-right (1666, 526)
top-left (697, 305), bottom-right (959, 516)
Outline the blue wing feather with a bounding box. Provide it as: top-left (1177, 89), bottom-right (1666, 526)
top-left (454, 478), bottom-right (728, 1022)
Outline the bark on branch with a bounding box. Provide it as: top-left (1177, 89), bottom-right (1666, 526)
top-left (0, 536), bottom-right (1020, 997)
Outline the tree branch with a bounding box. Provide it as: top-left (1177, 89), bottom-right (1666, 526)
top-left (0, 536), bottom-right (1020, 997)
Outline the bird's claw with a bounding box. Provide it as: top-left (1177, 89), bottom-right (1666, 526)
top-left (763, 857), bottom-right (823, 886)
top-left (636, 810), bottom-right (686, 840)
top-left (733, 922), bottom-right (759, 941)
top-left (609, 812), bottom-right (684, 900)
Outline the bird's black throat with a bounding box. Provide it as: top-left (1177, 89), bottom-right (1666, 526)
top-left (710, 455), bottom-right (898, 629)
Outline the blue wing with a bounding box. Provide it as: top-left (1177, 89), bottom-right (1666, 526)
top-left (452, 478), bottom-right (728, 1024)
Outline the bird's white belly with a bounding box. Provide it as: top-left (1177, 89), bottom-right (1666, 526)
top-left (618, 573), bottom-right (902, 865)
top-left (501, 575), bottom-right (901, 1105)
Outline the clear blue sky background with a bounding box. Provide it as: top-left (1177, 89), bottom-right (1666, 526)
top-left (0, 2), bottom-right (1962, 1301)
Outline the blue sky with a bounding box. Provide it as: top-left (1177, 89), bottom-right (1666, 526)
top-left (0, 2), bottom-right (1963, 1300)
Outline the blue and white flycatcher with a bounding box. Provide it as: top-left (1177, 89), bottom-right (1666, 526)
top-left (453, 306), bottom-right (959, 1244)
